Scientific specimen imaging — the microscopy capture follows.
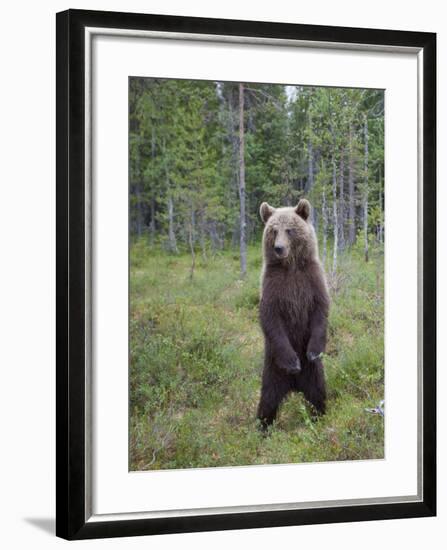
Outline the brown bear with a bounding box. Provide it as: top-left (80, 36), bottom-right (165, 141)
top-left (256, 198), bottom-right (330, 430)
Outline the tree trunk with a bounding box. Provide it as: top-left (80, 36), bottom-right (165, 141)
top-left (363, 114), bottom-right (369, 262)
top-left (307, 140), bottom-right (314, 193)
top-left (167, 195), bottom-right (178, 254)
top-left (149, 127), bottom-right (156, 247)
top-left (162, 138), bottom-right (178, 254)
top-left (322, 165), bottom-right (328, 268)
top-left (339, 149), bottom-right (345, 250)
top-left (226, 90), bottom-right (241, 250)
top-left (309, 140), bottom-right (318, 227)
top-left (209, 220), bottom-right (221, 253)
top-left (378, 165), bottom-right (383, 245)
top-left (239, 83), bottom-right (247, 278)
top-left (135, 184), bottom-right (143, 238)
top-left (189, 205), bottom-right (196, 280)
top-left (150, 197), bottom-right (155, 247)
top-left (332, 154), bottom-right (338, 275)
top-left (347, 124), bottom-right (356, 246)
top-left (307, 113), bottom-right (317, 227)
top-left (135, 141), bottom-right (143, 237)
top-left (199, 212), bottom-right (207, 259)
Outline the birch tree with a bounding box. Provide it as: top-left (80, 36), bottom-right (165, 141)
top-left (239, 83), bottom-right (247, 278)
top-left (363, 113), bottom-right (369, 263)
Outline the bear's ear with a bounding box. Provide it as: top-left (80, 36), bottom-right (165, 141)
top-left (295, 199), bottom-right (311, 221)
top-left (260, 202), bottom-right (275, 224)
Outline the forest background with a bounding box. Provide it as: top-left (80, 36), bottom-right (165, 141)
top-left (129, 78), bottom-right (385, 470)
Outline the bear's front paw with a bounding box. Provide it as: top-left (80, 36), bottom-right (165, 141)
top-left (307, 350), bottom-right (322, 362)
top-left (285, 356), bottom-right (301, 374)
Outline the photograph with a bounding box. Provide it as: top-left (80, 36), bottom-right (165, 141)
top-left (54, 7), bottom-right (436, 540)
top-left (129, 77), bottom-right (385, 471)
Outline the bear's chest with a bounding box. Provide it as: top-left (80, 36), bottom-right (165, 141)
top-left (265, 270), bottom-right (314, 323)
top-left (279, 283), bottom-right (313, 324)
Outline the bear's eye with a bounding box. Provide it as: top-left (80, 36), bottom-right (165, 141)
top-left (286, 228), bottom-right (293, 236)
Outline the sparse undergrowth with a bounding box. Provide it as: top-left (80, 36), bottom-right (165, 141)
top-left (129, 240), bottom-right (384, 470)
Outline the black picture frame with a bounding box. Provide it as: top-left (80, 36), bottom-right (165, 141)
top-left (56, 8), bottom-right (436, 540)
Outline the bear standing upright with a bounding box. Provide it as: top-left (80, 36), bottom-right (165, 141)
top-left (257, 198), bottom-right (330, 429)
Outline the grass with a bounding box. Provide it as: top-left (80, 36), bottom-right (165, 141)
top-left (129, 239), bottom-right (384, 470)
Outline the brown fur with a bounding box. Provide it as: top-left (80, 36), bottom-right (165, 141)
top-left (257, 199), bottom-right (330, 429)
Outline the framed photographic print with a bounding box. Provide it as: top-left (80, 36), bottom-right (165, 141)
top-left (56, 9), bottom-right (436, 540)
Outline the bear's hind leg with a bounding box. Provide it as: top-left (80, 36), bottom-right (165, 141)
top-left (257, 370), bottom-right (291, 431)
top-left (301, 360), bottom-right (327, 415)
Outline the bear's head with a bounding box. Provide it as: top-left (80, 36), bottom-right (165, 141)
top-left (260, 199), bottom-right (318, 267)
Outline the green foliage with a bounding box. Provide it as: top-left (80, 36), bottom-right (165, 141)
top-left (128, 78), bottom-right (385, 469)
top-left (129, 241), bottom-right (384, 470)
top-left (129, 79), bottom-right (384, 254)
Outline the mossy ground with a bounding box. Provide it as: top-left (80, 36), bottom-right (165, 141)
top-left (129, 240), bottom-right (384, 470)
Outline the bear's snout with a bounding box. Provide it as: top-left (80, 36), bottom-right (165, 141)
top-left (273, 241), bottom-right (289, 259)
